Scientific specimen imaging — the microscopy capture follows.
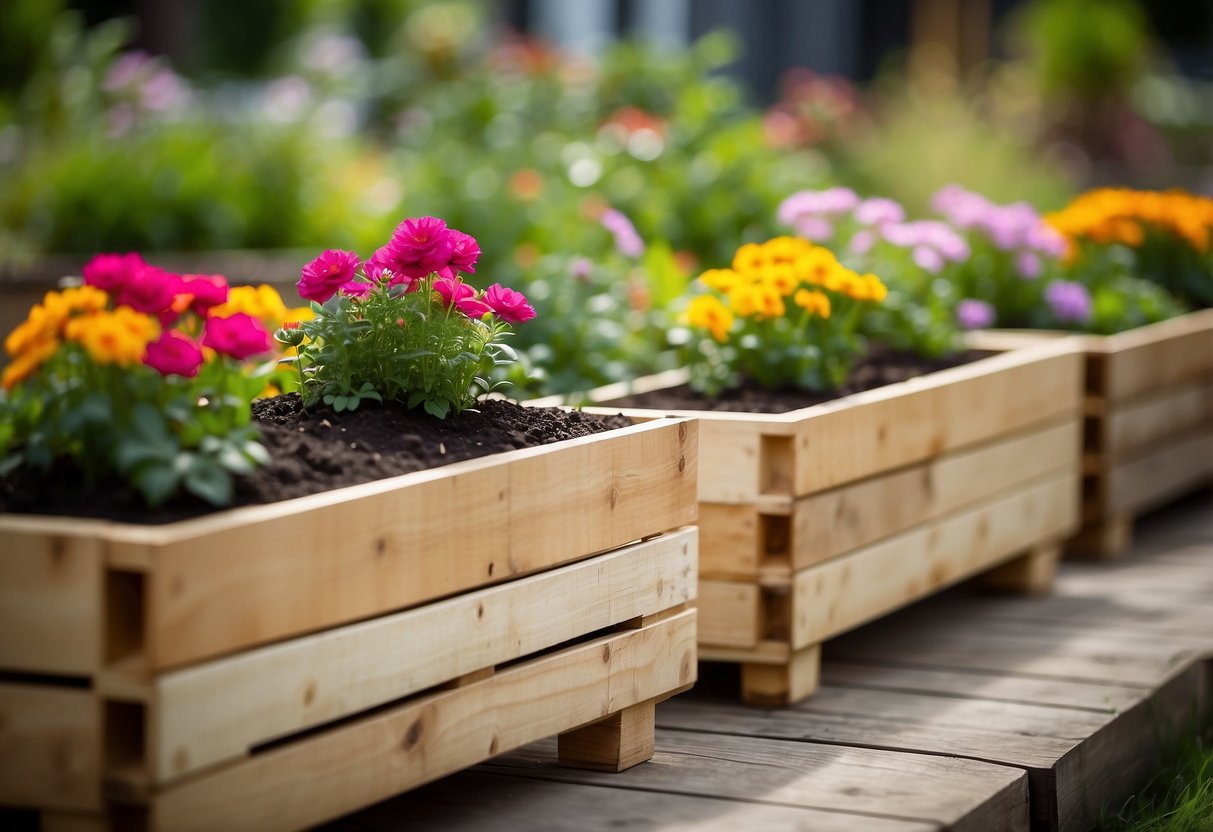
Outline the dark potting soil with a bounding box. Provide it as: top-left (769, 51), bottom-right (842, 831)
top-left (0, 398), bottom-right (632, 524)
top-left (606, 349), bottom-right (988, 413)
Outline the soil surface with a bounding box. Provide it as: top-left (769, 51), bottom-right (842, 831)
top-left (606, 350), bottom-right (987, 413)
top-left (0, 398), bottom-right (632, 524)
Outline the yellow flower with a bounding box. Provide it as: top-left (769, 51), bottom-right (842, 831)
top-left (731, 243), bottom-right (767, 277)
top-left (759, 262), bottom-right (799, 296)
top-left (210, 284), bottom-right (291, 328)
top-left (65, 308), bottom-right (157, 366)
top-left (795, 247), bottom-right (839, 287)
top-left (862, 273), bottom-right (888, 303)
top-left (793, 288), bottom-right (831, 319)
top-left (60, 285), bottom-right (109, 317)
top-left (763, 236), bottom-right (810, 264)
top-left (699, 268), bottom-right (744, 292)
top-left (727, 284), bottom-right (758, 317)
top-left (687, 295), bottom-right (734, 342)
top-left (752, 284), bottom-right (786, 319)
top-left (1, 338), bottom-right (58, 390)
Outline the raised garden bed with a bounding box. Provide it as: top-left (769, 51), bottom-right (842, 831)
top-left (969, 309), bottom-right (1213, 559)
top-left (546, 338), bottom-right (1084, 706)
top-left (0, 417), bottom-right (699, 831)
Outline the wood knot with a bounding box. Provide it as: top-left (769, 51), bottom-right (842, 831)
top-left (677, 455), bottom-right (686, 473)
top-left (49, 537), bottom-right (68, 565)
top-left (487, 562), bottom-right (495, 577)
top-left (302, 681), bottom-right (317, 707)
top-left (375, 538), bottom-right (388, 557)
top-left (489, 736), bottom-right (500, 755)
top-left (477, 603), bottom-right (485, 620)
top-left (678, 422), bottom-right (688, 442)
top-left (609, 487), bottom-right (619, 509)
top-left (402, 719), bottom-right (424, 751)
top-left (601, 644), bottom-right (612, 664)
top-left (680, 651), bottom-right (692, 684)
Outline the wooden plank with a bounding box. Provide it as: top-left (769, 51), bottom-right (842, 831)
top-left (1102, 426), bottom-right (1213, 518)
top-left (0, 684), bottom-right (102, 811)
top-left (0, 535), bottom-right (102, 676)
top-left (791, 473), bottom-right (1079, 649)
top-left (790, 341), bottom-right (1083, 495)
top-left (147, 610), bottom-right (697, 832)
top-left (787, 420), bottom-right (1078, 570)
top-left (693, 580), bottom-right (762, 649)
top-left (697, 503), bottom-right (762, 576)
top-left (1098, 377), bottom-right (1213, 460)
top-left (324, 770), bottom-right (936, 832)
top-left (53, 418), bottom-right (695, 671)
top-left (1094, 308), bottom-right (1213, 401)
top-left (152, 529), bottom-right (697, 782)
top-left (820, 661), bottom-right (1145, 713)
top-left (485, 729), bottom-right (1030, 832)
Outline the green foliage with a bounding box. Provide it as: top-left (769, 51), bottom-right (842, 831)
top-left (1098, 728), bottom-right (1213, 832)
top-left (283, 278), bottom-right (515, 418)
top-left (1, 347), bottom-right (273, 507)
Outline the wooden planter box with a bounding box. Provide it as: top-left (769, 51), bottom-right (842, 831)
top-left (969, 309), bottom-right (1213, 559)
top-left (0, 419), bottom-right (699, 831)
top-left (555, 339), bottom-right (1084, 706)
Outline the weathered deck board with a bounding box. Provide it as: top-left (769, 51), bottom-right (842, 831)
top-left (329, 490), bottom-right (1213, 832)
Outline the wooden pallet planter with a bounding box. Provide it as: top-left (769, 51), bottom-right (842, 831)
top-left (970, 309), bottom-right (1213, 560)
top-left (0, 418), bottom-right (699, 831)
top-left (552, 339), bottom-right (1085, 706)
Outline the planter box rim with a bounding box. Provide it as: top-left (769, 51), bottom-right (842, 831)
top-left (0, 415), bottom-right (692, 543)
top-left (542, 336), bottom-right (1085, 425)
top-left (968, 308), bottom-right (1213, 355)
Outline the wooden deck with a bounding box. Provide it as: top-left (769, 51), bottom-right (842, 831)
top-left (325, 489), bottom-right (1213, 832)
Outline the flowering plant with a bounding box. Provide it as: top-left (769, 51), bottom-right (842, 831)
top-left (679, 236), bottom-right (887, 396)
top-left (0, 254), bottom-right (284, 506)
top-left (1046, 188), bottom-right (1213, 309)
top-left (279, 217), bottom-right (534, 419)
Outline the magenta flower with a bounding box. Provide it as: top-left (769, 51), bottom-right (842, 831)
top-left (600, 209), bottom-right (646, 258)
top-left (383, 216), bottom-right (456, 280)
top-left (456, 296), bottom-right (493, 319)
top-left (484, 284), bottom-right (536, 324)
top-left (340, 280), bottom-right (373, 299)
top-left (82, 252), bottom-right (147, 294)
top-left (435, 276), bottom-right (475, 308)
top-left (1045, 281), bottom-right (1093, 324)
top-left (445, 230), bottom-right (481, 276)
top-left (178, 274), bottom-right (229, 314)
top-left (956, 299), bottom-right (996, 330)
top-left (299, 249), bottom-right (361, 304)
top-left (115, 265), bottom-right (182, 315)
top-left (144, 331), bottom-right (204, 377)
top-left (203, 313), bottom-right (273, 360)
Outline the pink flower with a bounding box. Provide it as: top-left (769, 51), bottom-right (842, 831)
top-left (484, 284), bottom-right (536, 324)
top-left (144, 331), bottom-right (204, 377)
top-left (364, 246), bottom-right (394, 282)
top-left (849, 229), bottom-right (876, 255)
top-left (82, 252), bottom-right (146, 294)
top-left (178, 274), bottom-right (229, 314)
top-left (299, 249), bottom-right (361, 304)
top-left (1016, 251), bottom-right (1042, 280)
top-left (434, 276), bottom-right (474, 308)
top-left (444, 230), bottom-right (481, 276)
top-left (340, 280), bottom-right (373, 299)
top-left (912, 245), bottom-right (944, 274)
top-left (956, 299), bottom-right (996, 330)
top-left (382, 216), bottom-right (456, 280)
top-left (456, 296), bottom-right (493, 319)
top-left (115, 265), bottom-right (182, 315)
top-left (203, 313), bottom-right (273, 360)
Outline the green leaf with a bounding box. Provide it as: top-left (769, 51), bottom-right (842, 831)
top-left (217, 444), bottom-right (256, 475)
top-left (184, 460), bottom-right (234, 506)
top-left (423, 398), bottom-right (449, 419)
top-left (243, 441), bottom-right (271, 467)
top-left (408, 391), bottom-right (426, 409)
top-left (333, 395), bottom-right (349, 411)
top-left (133, 463), bottom-right (182, 506)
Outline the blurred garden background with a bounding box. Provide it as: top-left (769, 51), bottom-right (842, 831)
top-left (2, 0), bottom-right (1211, 392)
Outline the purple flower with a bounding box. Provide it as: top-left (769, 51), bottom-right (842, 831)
top-left (794, 216), bottom-right (834, 242)
top-left (1016, 251), bottom-right (1042, 280)
top-left (600, 209), bottom-right (645, 258)
top-left (956, 299), bottom-right (996, 330)
top-left (1045, 281), bottom-right (1093, 324)
top-left (850, 229), bottom-right (876, 255)
top-left (912, 245), bottom-right (944, 274)
top-left (854, 197), bottom-right (904, 227)
top-left (1027, 224), bottom-right (1068, 258)
top-left (777, 187), bottom-right (860, 227)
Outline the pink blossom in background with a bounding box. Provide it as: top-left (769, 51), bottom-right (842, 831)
top-left (600, 209), bottom-right (646, 258)
top-left (854, 197), bottom-right (904, 227)
top-left (956, 299), bottom-right (996, 330)
top-left (793, 216), bottom-right (834, 242)
top-left (570, 257), bottom-right (593, 282)
top-left (1045, 281), bottom-right (1093, 324)
top-left (484, 284), bottom-right (536, 324)
top-left (115, 265), bottom-right (182, 315)
top-left (82, 252), bottom-right (147, 294)
top-left (203, 313), bottom-right (273, 359)
top-left (144, 331), bottom-right (204, 377)
top-left (912, 245), bottom-right (944, 274)
top-left (298, 249), bottom-right (361, 303)
top-left (849, 229), bottom-right (876, 255)
top-left (178, 274), bottom-right (229, 314)
top-left (1016, 251), bottom-right (1042, 280)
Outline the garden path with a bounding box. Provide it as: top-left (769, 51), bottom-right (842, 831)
top-left (326, 489), bottom-right (1213, 832)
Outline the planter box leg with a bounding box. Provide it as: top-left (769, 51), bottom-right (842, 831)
top-left (558, 699), bottom-right (656, 772)
top-left (1067, 512), bottom-right (1133, 560)
top-left (741, 645), bottom-right (821, 707)
top-left (981, 542), bottom-right (1061, 595)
